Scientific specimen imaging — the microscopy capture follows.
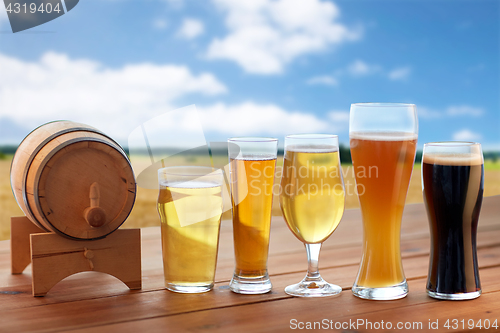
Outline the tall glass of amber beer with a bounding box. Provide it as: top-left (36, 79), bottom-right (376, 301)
top-left (228, 137), bottom-right (278, 294)
top-left (422, 142), bottom-right (483, 300)
top-left (157, 167), bottom-right (224, 293)
top-left (350, 103), bottom-right (418, 300)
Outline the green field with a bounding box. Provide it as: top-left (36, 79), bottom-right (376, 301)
top-left (485, 160), bottom-right (500, 170)
top-left (1, 156), bottom-right (499, 241)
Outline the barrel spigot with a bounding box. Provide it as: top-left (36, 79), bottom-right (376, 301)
top-left (84, 182), bottom-right (106, 228)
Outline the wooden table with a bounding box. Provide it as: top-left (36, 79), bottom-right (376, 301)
top-left (0, 196), bottom-right (499, 332)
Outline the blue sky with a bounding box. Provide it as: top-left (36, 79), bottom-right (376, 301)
top-left (0, 0), bottom-right (498, 150)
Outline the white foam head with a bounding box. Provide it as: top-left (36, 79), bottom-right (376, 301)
top-left (350, 131), bottom-right (418, 141)
top-left (286, 144), bottom-right (338, 153)
top-left (423, 142), bottom-right (483, 166)
top-left (423, 153), bottom-right (483, 166)
top-left (231, 154), bottom-right (276, 161)
top-left (160, 180), bottom-right (222, 189)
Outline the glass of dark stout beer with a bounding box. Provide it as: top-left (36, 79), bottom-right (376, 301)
top-left (422, 142), bottom-right (484, 300)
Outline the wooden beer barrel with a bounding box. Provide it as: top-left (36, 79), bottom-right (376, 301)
top-left (10, 121), bottom-right (136, 240)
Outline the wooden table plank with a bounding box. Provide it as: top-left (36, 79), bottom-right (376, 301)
top-left (2, 216), bottom-right (499, 291)
top-left (69, 267), bottom-right (500, 333)
top-left (0, 196), bottom-right (497, 332)
top-left (1, 223), bottom-right (500, 309)
top-left (1, 243), bottom-right (500, 332)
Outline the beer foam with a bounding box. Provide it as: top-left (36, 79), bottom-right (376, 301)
top-left (286, 144), bottom-right (338, 153)
top-left (350, 131), bottom-right (418, 141)
top-left (160, 181), bottom-right (221, 189)
top-left (232, 154), bottom-right (276, 161)
top-left (423, 153), bottom-right (483, 166)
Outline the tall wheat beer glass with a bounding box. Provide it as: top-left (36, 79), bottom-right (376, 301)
top-left (157, 167), bottom-right (224, 293)
top-left (228, 137), bottom-right (278, 294)
top-left (350, 103), bottom-right (418, 300)
top-left (422, 142), bottom-right (483, 300)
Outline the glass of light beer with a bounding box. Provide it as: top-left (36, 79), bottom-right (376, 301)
top-left (422, 142), bottom-right (483, 300)
top-left (350, 103), bottom-right (418, 300)
top-left (228, 137), bottom-right (278, 294)
top-left (280, 134), bottom-right (345, 297)
top-left (157, 166), bottom-right (224, 293)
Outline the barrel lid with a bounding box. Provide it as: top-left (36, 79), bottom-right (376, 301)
top-left (36, 140), bottom-right (136, 240)
top-left (10, 121), bottom-right (107, 231)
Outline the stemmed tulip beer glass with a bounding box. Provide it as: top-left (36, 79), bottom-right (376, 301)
top-left (280, 134), bottom-right (346, 297)
top-left (350, 103), bottom-right (418, 300)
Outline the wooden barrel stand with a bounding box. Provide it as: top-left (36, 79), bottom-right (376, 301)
top-left (11, 216), bottom-right (142, 297)
top-left (9, 121), bottom-right (142, 296)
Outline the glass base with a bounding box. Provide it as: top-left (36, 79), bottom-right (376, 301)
top-left (352, 280), bottom-right (408, 300)
top-left (285, 276), bottom-right (342, 298)
top-left (229, 273), bottom-right (272, 294)
top-left (427, 289), bottom-right (481, 300)
top-left (166, 282), bottom-right (213, 294)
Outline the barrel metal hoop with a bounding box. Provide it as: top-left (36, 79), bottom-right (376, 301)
top-left (19, 127), bottom-right (106, 230)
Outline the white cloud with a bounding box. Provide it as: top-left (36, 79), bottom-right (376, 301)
top-left (129, 102), bottom-right (348, 153)
top-left (207, 0), bottom-right (360, 74)
top-left (447, 105), bottom-right (484, 117)
top-left (0, 52), bottom-right (227, 142)
top-left (328, 111), bottom-right (349, 123)
top-left (0, 5), bottom-right (7, 26)
top-left (197, 102), bottom-right (332, 136)
top-left (339, 61), bottom-right (410, 82)
top-left (347, 60), bottom-right (381, 76)
top-left (388, 66), bottom-right (411, 81)
top-left (153, 18), bottom-right (168, 30)
top-left (177, 18), bottom-right (204, 39)
top-left (452, 129), bottom-right (482, 141)
top-left (306, 75), bottom-right (338, 86)
top-left (0, 52), bottom-right (351, 145)
top-left (418, 107), bottom-right (442, 119)
top-left (419, 105), bottom-right (485, 119)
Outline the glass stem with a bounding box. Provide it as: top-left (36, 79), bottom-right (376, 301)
top-left (305, 243), bottom-right (322, 282)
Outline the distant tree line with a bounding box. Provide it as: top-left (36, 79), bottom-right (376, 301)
top-left (0, 145), bottom-right (17, 160)
top-left (339, 144), bottom-right (352, 164)
top-left (485, 151), bottom-right (499, 162)
top-left (0, 144), bottom-right (499, 163)
top-left (0, 145), bottom-right (17, 154)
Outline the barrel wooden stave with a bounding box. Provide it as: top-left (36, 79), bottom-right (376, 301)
top-left (11, 121), bottom-right (136, 240)
top-left (11, 121), bottom-right (95, 231)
